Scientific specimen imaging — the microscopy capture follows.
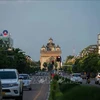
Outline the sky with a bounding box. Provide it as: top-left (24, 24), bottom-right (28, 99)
top-left (0, 0), bottom-right (100, 61)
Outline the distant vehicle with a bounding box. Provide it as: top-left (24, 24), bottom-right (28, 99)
top-left (19, 74), bottom-right (32, 90)
top-left (70, 73), bottom-right (82, 84)
top-left (35, 72), bottom-right (41, 76)
top-left (0, 69), bottom-right (23, 100)
top-left (95, 73), bottom-right (100, 84)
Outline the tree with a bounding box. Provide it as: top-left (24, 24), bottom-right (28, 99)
top-left (73, 53), bottom-right (100, 73)
top-left (43, 62), bottom-right (47, 70)
top-left (0, 47), bottom-right (40, 73)
top-left (54, 62), bottom-right (58, 70)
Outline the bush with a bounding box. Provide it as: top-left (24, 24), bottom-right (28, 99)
top-left (64, 78), bottom-right (71, 82)
top-left (61, 85), bottom-right (100, 100)
top-left (51, 89), bottom-right (56, 100)
top-left (53, 74), bottom-right (60, 81)
top-left (59, 83), bottom-right (79, 93)
top-left (49, 80), bottom-right (58, 100)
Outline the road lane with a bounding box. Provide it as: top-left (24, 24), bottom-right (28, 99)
top-left (23, 75), bottom-right (50, 100)
top-left (2, 75), bottom-right (50, 100)
top-left (23, 84), bottom-right (49, 100)
top-left (82, 78), bottom-right (100, 87)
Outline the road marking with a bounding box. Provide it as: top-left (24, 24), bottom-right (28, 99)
top-left (33, 85), bottom-right (44, 100)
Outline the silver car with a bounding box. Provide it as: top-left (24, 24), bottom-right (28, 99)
top-left (70, 73), bottom-right (82, 84)
top-left (19, 74), bottom-right (32, 90)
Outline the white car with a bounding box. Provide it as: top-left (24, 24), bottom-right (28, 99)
top-left (0, 69), bottom-right (23, 100)
top-left (70, 73), bottom-right (82, 84)
top-left (95, 73), bottom-right (100, 84)
top-left (19, 74), bottom-right (32, 90)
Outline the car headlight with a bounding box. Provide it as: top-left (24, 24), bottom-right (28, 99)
top-left (9, 83), bottom-right (18, 87)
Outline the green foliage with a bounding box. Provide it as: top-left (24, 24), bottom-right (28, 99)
top-left (54, 62), bottom-right (58, 69)
top-left (62, 65), bottom-right (73, 73)
top-left (49, 80), bottom-right (58, 100)
top-left (59, 83), bottom-right (79, 94)
top-left (49, 76), bottom-right (79, 100)
top-left (61, 85), bottom-right (100, 100)
top-left (0, 47), bottom-right (39, 73)
top-left (53, 74), bottom-right (59, 81)
top-left (58, 77), bottom-right (79, 93)
top-left (43, 62), bottom-right (47, 68)
top-left (49, 74), bottom-right (100, 100)
top-left (66, 55), bottom-right (74, 60)
top-left (73, 53), bottom-right (100, 73)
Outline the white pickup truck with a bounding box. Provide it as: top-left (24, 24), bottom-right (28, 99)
top-left (0, 69), bottom-right (23, 100)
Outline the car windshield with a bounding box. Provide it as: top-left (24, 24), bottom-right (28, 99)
top-left (0, 71), bottom-right (17, 79)
top-left (19, 75), bottom-right (29, 80)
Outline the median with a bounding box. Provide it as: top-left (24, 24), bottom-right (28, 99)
top-left (49, 74), bottom-right (100, 100)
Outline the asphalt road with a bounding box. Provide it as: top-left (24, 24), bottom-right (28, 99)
top-left (82, 78), bottom-right (100, 87)
top-left (23, 84), bottom-right (49, 100)
top-left (3, 75), bottom-right (50, 100)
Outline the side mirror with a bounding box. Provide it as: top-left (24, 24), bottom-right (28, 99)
top-left (19, 77), bottom-right (23, 79)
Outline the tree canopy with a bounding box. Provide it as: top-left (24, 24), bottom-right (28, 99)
top-left (0, 47), bottom-right (40, 73)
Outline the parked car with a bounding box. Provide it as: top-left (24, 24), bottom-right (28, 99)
top-left (95, 73), bottom-right (100, 84)
top-left (70, 73), bottom-right (82, 84)
top-left (0, 69), bottom-right (23, 100)
top-left (19, 74), bottom-right (32, 90)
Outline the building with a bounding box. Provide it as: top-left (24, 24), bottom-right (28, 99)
top-left (0, 30), bottom-right (13, 48)
top-left (40, 38), bottom-right (62, 69)
top-left (79, 44), bottom-right (98, 57)
top-left (97, 33), bottom-right (100, 54)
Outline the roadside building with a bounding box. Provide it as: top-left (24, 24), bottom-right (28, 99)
top-left (0, 30), bottom-right (13, 48)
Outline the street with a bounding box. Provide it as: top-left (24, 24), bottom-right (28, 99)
top-left (23, 84), bottom-right (49, 100)
top-left (3, 75), bottom-right (50, 100)
top-left (62, 72), bottom-right (100, 87)
top-left (82, 78), bottom-right (100, 88)
top-left (2, 74), bottom-right (100, 100)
